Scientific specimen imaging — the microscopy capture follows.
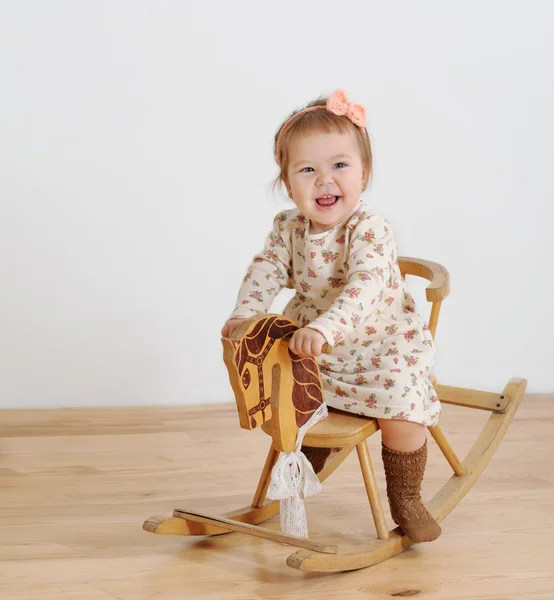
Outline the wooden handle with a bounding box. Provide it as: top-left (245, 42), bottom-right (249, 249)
top-left (398, 256), bottom-right (450, 303)
top-left (280, 337), bottom-right (333, 355)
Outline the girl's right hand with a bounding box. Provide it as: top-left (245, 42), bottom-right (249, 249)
top-left (221, 318), bottom-right (246, 338)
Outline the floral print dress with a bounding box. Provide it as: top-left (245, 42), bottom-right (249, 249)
top-left (229, 200), bottom-right (441, 426)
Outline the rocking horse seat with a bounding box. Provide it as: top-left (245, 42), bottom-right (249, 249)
top-left (262, 408), bottom-right (379, 448)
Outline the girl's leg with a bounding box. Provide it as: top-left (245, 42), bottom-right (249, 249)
top-left (301, 445), bottom-right (332, 474)
top-left (377, 418), bottom-right (441, 543)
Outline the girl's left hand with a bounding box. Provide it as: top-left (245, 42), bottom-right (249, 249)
top-left (289, 327), bottom-right (327, 357)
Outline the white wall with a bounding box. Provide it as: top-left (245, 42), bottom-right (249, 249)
top-left (1, 1), bottom-right (552, 409)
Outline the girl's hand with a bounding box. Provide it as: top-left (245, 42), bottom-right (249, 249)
top-left (289, 327), bottom-right (327, 357)
top-left (221, 318), bottom-right (246, 338)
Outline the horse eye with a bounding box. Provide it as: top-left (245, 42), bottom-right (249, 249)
top-left (242, 368), bottom-right (251, 389)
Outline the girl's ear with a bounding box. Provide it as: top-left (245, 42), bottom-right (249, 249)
top-left (361, 168), bottom-right (370, 191)
top-left (281, 175), bottom-right (292, 197)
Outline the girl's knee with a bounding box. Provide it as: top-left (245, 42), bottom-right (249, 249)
top-left (378, 419), bottom-right (426, 452)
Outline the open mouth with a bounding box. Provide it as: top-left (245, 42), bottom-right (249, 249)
top-left (316, 195), bottom-right (340, 207)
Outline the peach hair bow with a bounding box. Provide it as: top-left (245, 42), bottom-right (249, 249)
top-left (326, 89), bottom-right (366, 128)
top-left (274, 89), bottom-right (367, 165)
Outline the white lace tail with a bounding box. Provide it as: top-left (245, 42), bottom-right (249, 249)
top-left (266, 402), bottom-right (328, 538)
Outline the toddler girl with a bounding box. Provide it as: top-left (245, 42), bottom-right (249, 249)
top-left (221, 89), bottom-right (441, 543)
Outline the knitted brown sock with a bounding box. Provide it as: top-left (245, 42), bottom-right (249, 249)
top-left (381, 440), bottom-right (442, 543)
top-left (301, 446), bottom-right (332, 474)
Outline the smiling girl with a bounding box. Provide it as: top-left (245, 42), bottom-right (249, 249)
top-left (221, 90), bottom-right (442, 543)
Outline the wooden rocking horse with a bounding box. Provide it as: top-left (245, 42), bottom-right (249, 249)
top-left (142, 257), bottom-right (527, 572)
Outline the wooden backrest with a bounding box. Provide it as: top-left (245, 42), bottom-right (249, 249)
top-left (397, 256), bottom-right (450, 339)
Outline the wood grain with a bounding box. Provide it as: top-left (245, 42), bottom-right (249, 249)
top-left (1, 393), bottom-right (552, 598)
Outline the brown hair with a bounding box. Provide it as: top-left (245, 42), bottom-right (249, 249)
top-left (272, 96), bottom-right (372, 193)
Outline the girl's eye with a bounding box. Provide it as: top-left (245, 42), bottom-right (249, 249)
top-left (334, 162), bottom-right (347, 169)
top-left (300, 167), bottom-right (314, 173)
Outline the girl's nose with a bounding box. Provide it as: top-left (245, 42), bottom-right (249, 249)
top-left (316, 171), bottom-right (334, 186)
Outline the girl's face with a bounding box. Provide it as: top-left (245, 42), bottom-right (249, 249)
top-left (285, 131), bottom-right (365, 234)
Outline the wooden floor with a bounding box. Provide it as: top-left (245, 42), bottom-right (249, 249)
top-left (1, 392), bottom-right (553, 599)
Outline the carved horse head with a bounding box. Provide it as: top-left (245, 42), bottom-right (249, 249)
top-left (222, 314), bottom-right (325, 452)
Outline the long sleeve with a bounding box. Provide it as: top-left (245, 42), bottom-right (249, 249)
top-left (229, 212), bottom-right (293, 319)
top-left (307, 214), bottom-right (393, 346)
